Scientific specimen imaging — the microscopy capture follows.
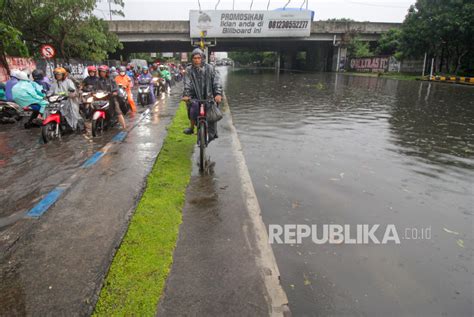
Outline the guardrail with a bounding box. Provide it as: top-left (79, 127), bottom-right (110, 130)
top-left (423, 75), bottom-right (474, 85)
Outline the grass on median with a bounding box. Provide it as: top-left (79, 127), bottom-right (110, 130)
top-left (93, 102), bottom-right (195, 316)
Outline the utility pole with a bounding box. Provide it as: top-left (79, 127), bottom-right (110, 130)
top-left (306, 0), bottom-right (309, 10)
top-left (422, 52), bottom-right (427, 77)
top-left (108, 0), bottom-right (112, 21)
top-left (233, 0), bottom-right (235, 10)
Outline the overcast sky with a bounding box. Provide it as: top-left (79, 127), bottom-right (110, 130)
top-left (95, 0), bottom-right (415, 23)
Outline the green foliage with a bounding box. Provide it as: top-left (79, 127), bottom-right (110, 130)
top-left (398, 0), bottom-right (474, 73)
top-left (3, 0), bottom-right (124, 61)
top-left (0, 0), bottom-right (29, 70)
top-left (228, 51), bottom-right (276, 67)
top-left (376, 28), bottom-right (401, 56)
top-left (348, 37), bottom-right (374, 58)
top-left (94, 103), bottom-right (195, 316)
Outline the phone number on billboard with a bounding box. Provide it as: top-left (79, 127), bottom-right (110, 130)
top-left (268, 20), bottom-right (309, 29)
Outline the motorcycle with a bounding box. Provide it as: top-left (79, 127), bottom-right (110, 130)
top-left (0, 101), bottom-right (22, 124)
top-left (41, 91), bottom-right (78, 143)
top-left (137, 78), bottom-right (152, 107)
top-left (152, 77), bottom-right (160, 97)
top-left (90, 91), bottom-right (114, 137)
top-left (80, 85), bottom-right (95, 119)
top-left (173, 72), bottom-right (182, 82)
top-left (117, 84), bottom-right (130, 115)
top-left (158, 77), bottom-right (169, 94)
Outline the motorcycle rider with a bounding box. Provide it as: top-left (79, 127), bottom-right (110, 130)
top-left (5, 70), bottom-right (22, 102)
top-left (81, 66), bottom-right (99, 91)
top-left (159, 65), bottom-right (172, 93)
top-left (182, 48), bottom-right (222, 140)
top-left (96, 65), bottom-right (126, 129)
top-left (0, 83), bottom-right (6, 101)
top-left (126, 65), bottom-right (135, 85)
top-left (63, 64), bottom-right (81, 88)
top-left (137, 66), bottom-right (156, 104)
top-left (11, 70), bottom-right (49, 127)
top-left (32, 69), bottom-right (50, 93)
top-left (109, 66), bottom-right (119, 79)
top-left (49, 67), bottom-right (84, 132)
top-left (115, 66), bottom-right (136, 112)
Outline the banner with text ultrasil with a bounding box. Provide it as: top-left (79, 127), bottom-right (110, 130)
top-left (189, 10), bottom-right (312, 38)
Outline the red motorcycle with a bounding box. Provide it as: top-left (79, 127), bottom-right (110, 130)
top-left (41, 93), bottom-right (74, 143)
top-left (90, 91), bottom-right (114, 137)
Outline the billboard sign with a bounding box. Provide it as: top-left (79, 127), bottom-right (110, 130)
top-left (190, 10), bottom-right (312, 38)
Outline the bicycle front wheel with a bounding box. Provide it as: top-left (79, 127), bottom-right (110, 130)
top-left (198, 124), bottom-right (206, 171)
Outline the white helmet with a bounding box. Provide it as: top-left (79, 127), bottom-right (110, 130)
top-left (10, 69), bottom-right (23, 79)
top-left (15, 71), bottom-right (30, 81)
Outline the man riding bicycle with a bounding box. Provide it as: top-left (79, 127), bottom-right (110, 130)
top-left (182, 48), bottom-right (222, 142)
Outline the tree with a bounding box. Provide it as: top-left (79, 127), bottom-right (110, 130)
top-left (3, 0), bottom-right (124, 62)
top-left (398, 0), bottom-right (474, 74)
top-left (347, 37), bottom-right (373, 58)
top-left (0, 0), bottom-right (29, 72)
top-left (376, 28), bottom-right (401, 56)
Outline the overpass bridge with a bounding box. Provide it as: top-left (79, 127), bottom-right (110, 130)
top-left (108, 20), bottom-right (400, 71)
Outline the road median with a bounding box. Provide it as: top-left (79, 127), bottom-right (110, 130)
top-left (94, 102), bottom-right (195, 316)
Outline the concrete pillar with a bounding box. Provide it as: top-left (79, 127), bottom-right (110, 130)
top-left (282, 51), bottom-right (298, 70)
top-left (275, 51), bottom-right (281, 73)
top-left (306, 47), bottom-right (318, 71)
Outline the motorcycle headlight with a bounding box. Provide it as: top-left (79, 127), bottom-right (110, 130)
top-left (95, 92), bottom-right (107, 99)
top-left (49, 95), bottom-right (59, 102)
top-left (87, 97), bottom-right (94, 103)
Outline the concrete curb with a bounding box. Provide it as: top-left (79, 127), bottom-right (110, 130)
top-left (224, 95), bottom-right (291, 316)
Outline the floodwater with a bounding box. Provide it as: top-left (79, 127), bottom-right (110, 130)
top-left (223, 68), bottom-right (473, 316)
top-left (0, 93), bottom-right (149, 222)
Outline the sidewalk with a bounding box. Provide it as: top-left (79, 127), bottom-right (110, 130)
top-left (157, 102), bottom-right (290, 316)
top-left (0, 96), bottom-right (179, 316)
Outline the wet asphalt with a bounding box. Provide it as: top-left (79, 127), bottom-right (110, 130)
top-left (0, 90), bottom-right (181, 315)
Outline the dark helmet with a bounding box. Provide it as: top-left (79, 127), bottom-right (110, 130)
top-left (63, 64), bottom-right (72, 74)
top-left (32, 69), bottom-right (44, 81)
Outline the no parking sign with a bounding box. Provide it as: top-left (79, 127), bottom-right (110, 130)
top-left (40, 44), bottom-right (56, 59)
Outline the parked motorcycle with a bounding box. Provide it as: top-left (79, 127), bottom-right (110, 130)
top-left (137, 78), bottom-right (152, 107)
top-left (0, 101), bottom-right (22, 124)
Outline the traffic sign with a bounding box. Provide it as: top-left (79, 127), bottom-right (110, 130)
top-left (40, 45), bottom-right (56, 59)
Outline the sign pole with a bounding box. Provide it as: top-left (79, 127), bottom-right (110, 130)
top-left (422, 52), bottom-right (427, 77)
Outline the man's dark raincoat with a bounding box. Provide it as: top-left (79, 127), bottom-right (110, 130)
top-left (183, 61), bottom-right (222, 139)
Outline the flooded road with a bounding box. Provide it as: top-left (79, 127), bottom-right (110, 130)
top-left (223, 69), bottom-right (473, 316)
top-left (0, 93), bottom-right (156, 223)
